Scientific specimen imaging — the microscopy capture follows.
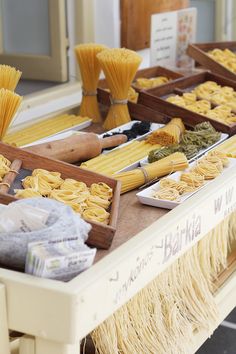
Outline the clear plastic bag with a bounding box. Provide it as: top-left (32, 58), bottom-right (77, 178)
top-left (0, 198), bottom-right (91, 269)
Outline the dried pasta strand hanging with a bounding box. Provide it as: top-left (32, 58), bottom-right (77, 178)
top-left (97, 48), bottom-right (142, 130)
top-left (0, 89), bottom-right (22, 139)
top-left (74, 43), bottom-right (107, 123)
top-left (91, 212), bottom-right (236, 354)
top-left (0, 64), bottom-right (22, 91)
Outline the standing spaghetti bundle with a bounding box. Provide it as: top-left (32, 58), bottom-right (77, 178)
top-left (97, 48), bottom-right (142, 130)
top-left (74, 43), bottom-right (107, 123)
top-left (0, 89), bottom-right (22, 139)
top-left (0, 65), bottom-right (22, 91)
top-left (146, 118), bottom-right (185, 145)
top-left (114, 152), bottom-right (188, 193)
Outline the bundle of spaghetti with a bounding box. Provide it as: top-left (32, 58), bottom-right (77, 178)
top-left (191, 159), bottom-right (222, 179)
top-left (0, 64), bottom-right (22, 91)
top-left (114, 152), bottom-right (188, 194)
top-left (133, 75), bottom-right (169, 90)
top-left (81, 140), bottom-right (161, 176)
top-left (180, 172), bottom-right (204, 188)
top-left (97, 48), bottom-right (142, 129)
top-left (153, 187), bottom-right (180, 201)
top-left (91, 213), bottom-right (236, 354)
top-left (207, 150), bottom-right (229, 167)
top-left (203, 155), bottom-right (225, 171)
top-left (208, 48), bottom-right (236, 73)
top-left (213, 135), bottom-right (236, 157)
top-left (74, 43), bottom-right (107, 122)
top-left (0, 154), bottom-right (11, 181)
top-left (146, 118), bottom-right (185, 146)
top-left (0, 89), bottom-right (22, 139)
top-left (160, 178), bottom-right (192, 194)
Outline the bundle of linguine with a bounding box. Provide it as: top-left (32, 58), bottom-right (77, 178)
top-left (97, 48), bottom-right (142, 130)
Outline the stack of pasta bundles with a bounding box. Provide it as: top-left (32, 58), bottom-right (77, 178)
top-left (75, 43), bottom-right (107, 123)
top-left (91, 210), bottom-right (236, 353)
top-left (97, 48), bottom-right (142, 130)
top-left (208, 48), bottom-right (236, 73)
top-left (153, 151), bottom-right (229, 202)
top-left (166, 81), bottom-right (236, 125)
top-left (14, 168), bottom-right (113, 225)
top-left (0, 65), bottom-right (22, 140)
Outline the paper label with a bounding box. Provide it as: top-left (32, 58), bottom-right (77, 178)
top-left (151, 8), bottom-right (197, 68)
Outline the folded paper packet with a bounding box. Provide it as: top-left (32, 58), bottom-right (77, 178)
top-left (0, 198), bottom-right (91, 269)
top-left (26, 238), bottom-right (96, 281)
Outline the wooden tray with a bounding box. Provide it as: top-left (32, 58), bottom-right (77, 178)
top-left (132, 65), bottom-right (184, 92)
top-left (138, 71), bottom-right (236, 135)
top-left (0, 142), bottom-right (121, 250)
top-left (187, 42), bottom-right (236, 81)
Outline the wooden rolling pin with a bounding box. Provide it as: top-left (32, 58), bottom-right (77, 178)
top-left (24, 133), bottom-right (128, 163)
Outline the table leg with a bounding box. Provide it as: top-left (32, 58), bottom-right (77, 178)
top-left (35, 337), bottom-right (80, 354)
top-left (0, 283), bottom-right (10, 354)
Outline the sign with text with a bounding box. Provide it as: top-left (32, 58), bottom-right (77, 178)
top-left (151, 8), bottom-right (197, 68)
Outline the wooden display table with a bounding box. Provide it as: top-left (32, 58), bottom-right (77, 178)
top-left (0, 118), bottom-right (236, 354)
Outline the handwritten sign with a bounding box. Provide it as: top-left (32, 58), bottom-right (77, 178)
top-left (150, 8), bottom-right (197, 68)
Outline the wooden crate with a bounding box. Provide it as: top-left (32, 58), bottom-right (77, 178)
top-left (0, 142), bottom-right (121, 250)
top-left (187, 42), bottom-right (236, 81)
top-left (132, 66), bottom-right (184, 92)
top-left (138, 71), bottom-right (236, 135)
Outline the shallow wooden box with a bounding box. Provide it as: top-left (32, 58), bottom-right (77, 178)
top-left (0, 142), bottom-right (121, 250)
top-left (187, 41), bottom-right (236, 81)
top-left (138, 71), bottom-right (236, 135)
top-left (132, 65), bottom-right (184, 92)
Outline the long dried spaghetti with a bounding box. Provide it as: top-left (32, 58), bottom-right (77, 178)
top-left (75, 43), bottom-right (107, 123)
top-left (97, 48), bottom-right (142, 130)
top-left (146, 118), bottom-right (185, 145)
top-left (0, 64), bottom-right (22, 91)
top-left (114, 152), bottom-right (188, 194)
top-left (0, 89), bottom-right (22, 139)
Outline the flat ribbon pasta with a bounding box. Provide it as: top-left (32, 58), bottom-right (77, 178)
top-left (83, 206), bottom-right (110, 225)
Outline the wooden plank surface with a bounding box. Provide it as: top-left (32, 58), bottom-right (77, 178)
top-left (121, 0), bottom-right (189, 50)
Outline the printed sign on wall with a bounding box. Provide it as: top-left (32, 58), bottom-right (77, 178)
top-left (151, 8), bottom-right (197, 68)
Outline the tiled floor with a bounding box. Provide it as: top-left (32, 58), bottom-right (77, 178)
top-left (197, 308), bottom-right (236, 354)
